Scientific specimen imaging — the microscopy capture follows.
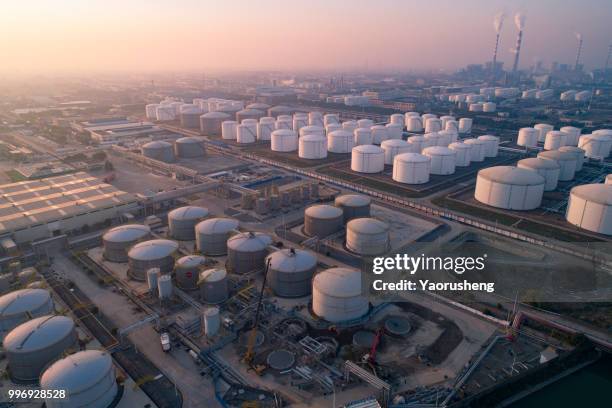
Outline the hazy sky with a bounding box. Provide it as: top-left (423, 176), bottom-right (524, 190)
top-left (0, 0), bottom-right (610, 75)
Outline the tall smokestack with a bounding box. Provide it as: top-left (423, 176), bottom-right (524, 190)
top-left (574, 33), bottom-right (583, 71)
top-left (605, 44), bottom-right (612, 72)
top-left (512, 13), bottom-right (526, 73)
top-left (491, 13), bottom-right (505, 79)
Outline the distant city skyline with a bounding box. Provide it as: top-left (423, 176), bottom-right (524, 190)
top-left (0, 0), bottom-right (610, 75)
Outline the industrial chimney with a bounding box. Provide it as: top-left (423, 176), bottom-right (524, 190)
top-left (512, 13), bottom-right (526, 73)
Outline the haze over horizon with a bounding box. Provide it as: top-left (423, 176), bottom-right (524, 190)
top-left (0, 0), bottom-right (610, 76)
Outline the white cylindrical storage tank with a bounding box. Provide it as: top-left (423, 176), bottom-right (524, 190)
top-left (517, 158), bottom-right (561, 191)
top-left (353, 127), bottom-right (373, 146)
top-left (407, 135), bottom-right (427, 153)
top-left (203, 307), bottom-right (220, 337)
top-left (275, 117), bottom-right (293, 130)
top-left (607, 174), bottom-right (612, 185)
top-left (423, 146), bottom-right (456, 175)
top-left (168, 206), bottom-right (209, 241)
top-left (440, 116), bottom-right (455, 130)
top-left (566, 184), bottom-right (612, 235)
top-left (266, 248), bottom-right (317, 298)
top-left (175, 255), bottom-right (206, 290)
top-left (381, 139), bottom-right (411, 165)
top-left (346, 218), bottom-right (390, 256)
top-left (200, 112), bottom-right (230, 136)
top-left (195, 217), bottom-right (239, 256)
top-left (236, 109), bottom-right (264, 122)
top-left (102, 224), bottom-right (151, 263)
top-left (180, 105), bottom-right (203, 129)
top-left (424, 132), bottom-right (442, 148)
top-left (304, 205), bottom-right (343, 237)
top-left (325, 123), bottom-right (342, 135)
top-left (559, 146), bottom-right (585, 171)
top-left (474, 166), bottom-right (545, 210)
top-left (146, 103), bottom-right (160, 119)
top-left (293, 113), bottom-right (308, 133)
top-left (385, 123), bottom-right (403, 140)
top-left (578, 134), bottom-right (612, 159)
top-left (392, 153), bottom-right (430, 184)
top-left (560, 126), bottom-right (581, 146)
top-left (226, 232), bottom-right (272, 274)
top-left (299, 134), bottom-right (327, 159)
top-left (534, 124), bottom-right (554, 143)
top-left (351, 145), bottom-right (385, 173)
top-left (141, 141), bottom-right (175, 163)
top-left (5, 315), bottom-right (77, 382)
top-left (175, 137), bottom-right (205, 158)
top-left (199, 268), bottom-right (228, 304)
top-left (437, 130), bottom-right (457, 146)
top-left (463, 138), bottom-right (486, 162)
top-left (483, 102), bottom-right (497, 112)
top-left (268, 105), bottom-right (294, 118)
top-left (0, 289), bottom-right (54, 339)
top-left (478, 135), bottom-right (500, 157)
top-left (312, 268), bottom-right (368, 323)
top-left (517, 127), bottom-right (539, 147)
top-left (128, 239), bottom-right (178, 280)
top-left (323, 113), bottom-right (340, 126)
top-left (342, 120), bottom-right (358, 133)
top-left (448, 142), bottom-right (472, 167)
top-left (147, 268), bottom-right (160, 294)
top-left (257, 117), bottom-right (276, 141)
top-left (370, 125), bottom-right (388, 144)
top-left (328, 130), bottom-right (354, 153)
top-left (421, 114), bottom-right (436, 129)
top-left (247, 102), bottom-right (270, 111)
top-left (469, 103), bottom-right (484, 112)
top-left (538, 150), bottom-right (577, 181)
top-left (406, 116), bottom-right (423, 132)
top-left (271, 129), bottom-right (298, 152)
top-left (40, 350), bottom-right (118, 408)
top-left (237, 123), bottom-right (256, 144)
top-left (544, 131), bottom-right (567, 150)
top-left (405, 111), bottom-right (420, 118)
top-left (445, 120), bottom-right (459, 133)
top-left (221, 120), bottom-right (238, 140)
top-left (334, 194), bottom-right (371, 223)
top-left (357, 119), bottom-right (374, 129)
top-left (390, 114), bottom-right (405, 127)
top-left (308, 111), bottom-right (324, 127)
top-left (458, 118), bottom-right (473, 134)
top-left (425, 118), bottom-right (442, 133)
top-left (299, 125), bottom-right (325, 138)
top-left (155, 105), bottom-right (175, 121)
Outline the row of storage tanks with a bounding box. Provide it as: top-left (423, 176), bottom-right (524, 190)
top-left (474, 128), bottom-right (612, 235)
top-left (0, 288), bottom-right (118, 407)
top-left (560, 90), bottom-right (593, 102)
top-left (146, 98), bottom-right (267, 122)
top-left (140, 136), bottom-right (206, 163)
top-left (516, 125), bottom-right (612, 160)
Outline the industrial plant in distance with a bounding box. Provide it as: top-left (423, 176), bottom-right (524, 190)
top-left (0, 1), bottom-right (611, 407)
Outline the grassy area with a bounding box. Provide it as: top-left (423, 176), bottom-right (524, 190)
top-left (5, 170), bottom-right (26, 182)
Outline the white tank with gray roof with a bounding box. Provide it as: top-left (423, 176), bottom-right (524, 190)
top-left (168, 206), bottom-right (209, 240)
top-left (127, 239), bottom-right (179, 280)
top-left (304, 205), bottom-right (343, 237)
top-left (0, 289), bottom-right (54, 339)
top-left (141, 141), bottom-right (175, 163)
top-left (102, 224), bottom-right (151, 262)
top-left (226, 232), bottom-right (272, 274)
top-left (266, 248), bottom-right (317, 297)
top-left (175, 255), bottom-right (206, 290)
top-left (198, 268), bottom-right (229, 304)
top-left (334, 194), bottom-right (371, 223)
top-left (195, 217), bottom-right (239, 255)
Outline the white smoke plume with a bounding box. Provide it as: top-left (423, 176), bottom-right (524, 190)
top-left (494, 12), bottom-right (506, 34)
top-left (575, 32), bottom-right (582, 41)
top-left (514, 13), bottom-right (526, 31)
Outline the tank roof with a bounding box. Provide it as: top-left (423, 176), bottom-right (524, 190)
top-left (176, 255), bottom-right (206, 268)
top-left (103, 224), bottom-right (150, 243)
top-left (143, 141), bottom-right (172, 149)
top-left (353, 145), bottom-right (384, 154)
top-left (570, 184), bottom-right (612, 205)
top-left (335, 194), bottom-right (371, 207)
top-left (128, 239), bottom-right (178, 261)
top-left (271, 129), bottom-right (297, 136)
top-left (478, 166), bottom-right (545, 185)
top-left (328, 130), bottom-right (353, 137)
top-left (518, 158), bottom-right (560, 169)
top-left (199, 268), bottom-right (227, 283)
top-left (449, 142), bottom-right (471, 150)
top-left (478, 135), bottom-right (499, 141)
top-left (201, 111), bottom-right (230, 119)
top-left (40, 350), bottom-right (114, 393)
top-left (394, 152), bottom-right (430, 163)
top-left (381, 139), bottom-right (408, 147)
top-left (305, 204), bottom-right (343, 219)
top-left (423, 146), bottom-right (455, 155)
top-left (266, 248), bottom-right (317, 273)
top-left (227, 232), bottom-right (272, 252)
top-left (313, 268), bottom-right (362, 298)
top-left (175, 136), bottom-right (202, 143)
top-left (301, 134), bottom-right (326, 141)
top-left (0, 289), bottom-right (51, 317)
top-left (463, 138), bottom-right (485, 145)
top-left (4, 315), bottom-right (74, 353)
top-left (195, 217), bottom-right (239, 234)
top-left (558, 146), bottom-right (585, 153)
top-left (538, 150), bottom-right (575, 161)
top-left (168, 206), bottom-right (209, 220)
top-left (347, 217), bottom-right (390, 234)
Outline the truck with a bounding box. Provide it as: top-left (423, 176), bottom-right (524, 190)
top-left (160, 331), bottom-right (171, 352)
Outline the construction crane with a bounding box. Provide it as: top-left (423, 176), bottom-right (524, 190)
top-left (241, 259), bottom-right (272, 375)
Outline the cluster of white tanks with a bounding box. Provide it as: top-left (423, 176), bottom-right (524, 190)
top-left (560, 90), bottom-right (592, 102)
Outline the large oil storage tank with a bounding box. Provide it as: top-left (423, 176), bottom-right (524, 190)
top-left (358, 119), bottom-right (374, 129)
top-left (145, 103), bottom-right (160, 120)
top-left (342, 120), bottom-right (358, 133)
top-left (247, 102), bottom-right (270, 111)
top-left (544, 131), bottom-right (567, 150)
top-left (275, 116), bottom-right (293, 130)
top-left (141, 141), bottom-right (175, 163)
top-left (538, 150), bottom-right (577, 181)
top-left (328, 130), bottom-right (354, 153)
top-left (236, 123), bottom-right (257, 144)
top-left (517, 127), bottom-right (538, 147)
top-left (268, 105), bottom-right (294, 118)
top-left (437, 130), bottom-right (458, 146)
top-left (257, 117), bottom-right (276, 141)
top-left (385, 123), bottom-right (403, 140)
top-left (566, 184), bottom-right (612, 235)
top-left (448, 142), bottom-right (472, 167)
top-left (236, 108), bottom-right (264, 122)
top-left (393, 153), bottom-right (430, 184)
top-left (226, 232), bottom-right (272, 274)
top-left (326, 123), bottom-right (342, 135)
top-left (309, 112), bottom-right (324, 127)
top-left (346, 218), bottom-right (390, 256)
top-left (406, 116), bottom-right (423, 132)
top-left (5, 315), bottom-right (77, 382)
top-left (558, 146), bottom-right (585, 171)
top-left (266, 248), bottom-right (317, 298)
top-left (407, 135), bottom-right (427, 153)
top-left (221, 120), bottom-right (238, 140)
top-left (304, 205), bottom-right (343, 237)
top-left (174, 137), bottom-right (205, 158)
top-left (390, 113), bottom-right (405, 127)
top-left (424, 132), bottom-right (443, 147)
top-left (102, 224), bottom-right (151, 262)
top-left (293, 113), bottom-right (308, 133)
top-left (425, 118), bottom-right (442, 133)
top-left (179, 105), bottom-right (203, 128)
top-left (381, 139), bottom-right (411, 165)
top-left (560, 126), bottom-right (581, 146)
top-left (422, 146), bottom-right (456, 175)
top-left (370, 125), bottom-right (389, 144)
top-left (128, 239), bottom-right (179, 280)
top-left (334, 194), bottom-right (371, 223)
top-left (458, 118), bottom-right (473, 134)
top-left (517, 158), bottom-right (561, 191)
top-left (578, 133), bottom-right (612, 159)
top-left (440, 115), bottom-right (455, 130)
top-left (312, 268), bottom-right (368, 323)
top-left (463, 138), bottom-right (486, 162)
top-left (200, 111), bottom-right (230, 136)
top-left (40, 350), bottom-right (118, 408)
top-left (324, 114), bottom-right (340, 126)
top-left (354, 127), bottom-right (373, 146)
top-left (155, 104), bottom-right (175, 121)
top-left (271, 129), bottom-right (298, 152)
top-left (168, 206), bottom-right (209, 240)
top-left (474, 166), bottom-right (545, 210)
top-left (351, 145), bottom-right (385, 173)
top-left (199, 268), bottom-right (228, 304)
top-left (175, 255), bottom-right (206, 290)
top-left (0, 289), bottom-right (54, 339)
top-left (445, 120), bottom-right (459, 133)
top-left (299, 125), bottom-right (325, 138)
top-left (195, 217), bottom-right (239, 256)
top-left (534, 123), bottom-right (554, 143)
top-left (299, 134), bottom-right (327, 159)
top-left (478, 135), bottom-right (499, 157)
